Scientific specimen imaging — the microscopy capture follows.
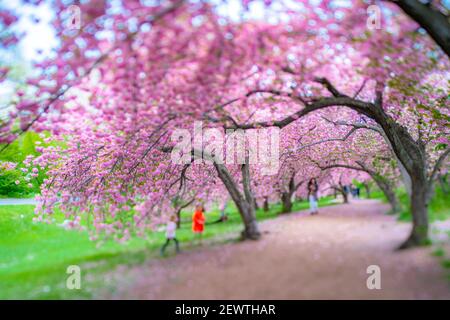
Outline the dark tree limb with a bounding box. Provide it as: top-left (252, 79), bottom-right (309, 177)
top-left (391, 0), bottom-right (450, 56)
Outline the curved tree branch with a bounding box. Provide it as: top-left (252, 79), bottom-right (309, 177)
top-left (391, 0), bottom-right (450, 56)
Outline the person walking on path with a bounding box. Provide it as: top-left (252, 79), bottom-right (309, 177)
top-left (192, 204), bottom-right (206, 244)
top-left (160, 215), bottom-right (180, 256)
top-left (307, 178), bottom-right (319, 215)
top-left (209, 202), bottom-right (229, 224)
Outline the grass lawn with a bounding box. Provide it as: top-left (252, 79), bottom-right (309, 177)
top-left (398, 187), bottom-right (450, 222)
top-left (368, 185), bottom-right (450, 222)
top-left (0, 197), bottom-right (335, 299)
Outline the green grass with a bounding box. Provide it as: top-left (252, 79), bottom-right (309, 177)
top-left (433, 251), bottom-right (450, 283)
top-left (0, 196), bottom-right (336, 299)
top-left (432, 247), bottom-right (445, 257)
top-left (430, 245), bottom-right (450, 280)
top-left (441, 260), bottom-right (450, 269)
top-left (398, 186), bottom-right (450, 222)
top-left (371, 185), bottom-right (450, 222)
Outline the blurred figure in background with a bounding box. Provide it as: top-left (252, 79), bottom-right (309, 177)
top-left (218, 201), bottom-right (228, 222)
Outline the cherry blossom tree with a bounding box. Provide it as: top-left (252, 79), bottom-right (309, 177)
top-left (1, 1), bottom-right (448, 249)
top-left (221, 4), bottom-right (449, 248)
top-left (311, 123), bottom-right (402, 214)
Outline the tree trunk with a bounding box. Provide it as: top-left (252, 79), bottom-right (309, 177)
top-left (240, 161), bottom-right (261, 239)
top-left (281, 192), bottom-right (293, 213)
top-left (385, 190), bottom-right (401, 215)
top-left (394, 0), bottom-right (450, 57)
top-left (280, 174), bottom-right (298, 213)
top-left (371, 176), bottom-right (400, 214)
top-left (398, 176), bottom-right (430, 249)
top-left (398, 160), bottom-right (412, 197)
top-left (372, 104), bottom-right (431, 249)
top-left (213, 162), bottom-right (261, 240)
top-left (438, 173), bottom-right (448, 195)
top-left (253, 198), bottom-right (259, 211)
top-left (379, 127), bottom-right (412, 197)
top-left (239, 202), bottom-right (260, 239)
top-left (263, 196), bottom-right (269, 212)
top-left (381, 183), bottom-right (400, 214)
top-left (341, 190), bottom-right (348, 203)
top-left (176, 208), bottom-right (181, 229)
top-left (362, 182), bottom-right (371, 199)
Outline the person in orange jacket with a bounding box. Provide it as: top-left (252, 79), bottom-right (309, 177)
top-left (192, 204), bottom-right (205, 244)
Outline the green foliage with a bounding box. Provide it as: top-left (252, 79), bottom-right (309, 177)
top-left (371, 183), bottom-right (450, 222)
top-left (346, 179), bottom-right (378, 200)
top-left (0, 169), bottom-right (30, 197)
top-left (435, 143), bottom-right (448, 151)
top-left (441, 260), bottom-right (450, 269)
top-left (0, 131), bottom-right (46, 196)
top-left (417, 102), bottom-right (450, 123)
top-left (0, 131), bottom-right (42, 162)
top-left (397, 185), bottom-right (450, 222)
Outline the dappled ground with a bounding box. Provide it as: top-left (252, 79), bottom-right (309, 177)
top-left (98, 200), bottom-right (450, 299)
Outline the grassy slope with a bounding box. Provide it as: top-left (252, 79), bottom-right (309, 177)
top-left (0, 197), bottom-right (335, 299)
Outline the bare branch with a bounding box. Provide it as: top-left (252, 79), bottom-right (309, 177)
top-left (314, 77), bottom-right (347, 98)
top-left (282, 127), bottom-right (358, 157)
top-left (321, 116), bottom-right (383, 134)
top-left (353, 79), bottom-right (368, 99)
top-left (428, 148), bottom-right (450, 187)
top-left (245, 89), bottom-right (308, 105)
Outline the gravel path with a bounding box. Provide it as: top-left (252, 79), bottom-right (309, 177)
top-left (99, 200), bottom-right (450, 299)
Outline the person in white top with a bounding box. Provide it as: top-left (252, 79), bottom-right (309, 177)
top-left (307, 178), bottom-right (319, 215)
top-left (160, 215), bottom-right (180, 256)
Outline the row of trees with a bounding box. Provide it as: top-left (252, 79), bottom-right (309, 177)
top-left (1, 0), bottom-right (448, 248)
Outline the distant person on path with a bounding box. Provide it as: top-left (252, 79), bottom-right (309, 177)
top-left (307, 178), bottom-right (319, 215)
top-left (160, 215), bottom-right (180, 256)
top-left (344, 185), bottom-right (350, 195)
top-left (192, 204), bottom-right (206, 244)
top-left (219, 202), bottom-right (227, 220)
top-left (351, 184), bottom-right (357, 198)
top-left (350, 184), bottom-right (360, 199)
top-left (209, 202), bottom-right (229, 224)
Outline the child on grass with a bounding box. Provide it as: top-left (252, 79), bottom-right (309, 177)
top-left (160, 215), bottom-right (180, 256)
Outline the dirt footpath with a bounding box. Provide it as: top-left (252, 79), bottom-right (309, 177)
top-left (98, 200), bottom-right (450, 299)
